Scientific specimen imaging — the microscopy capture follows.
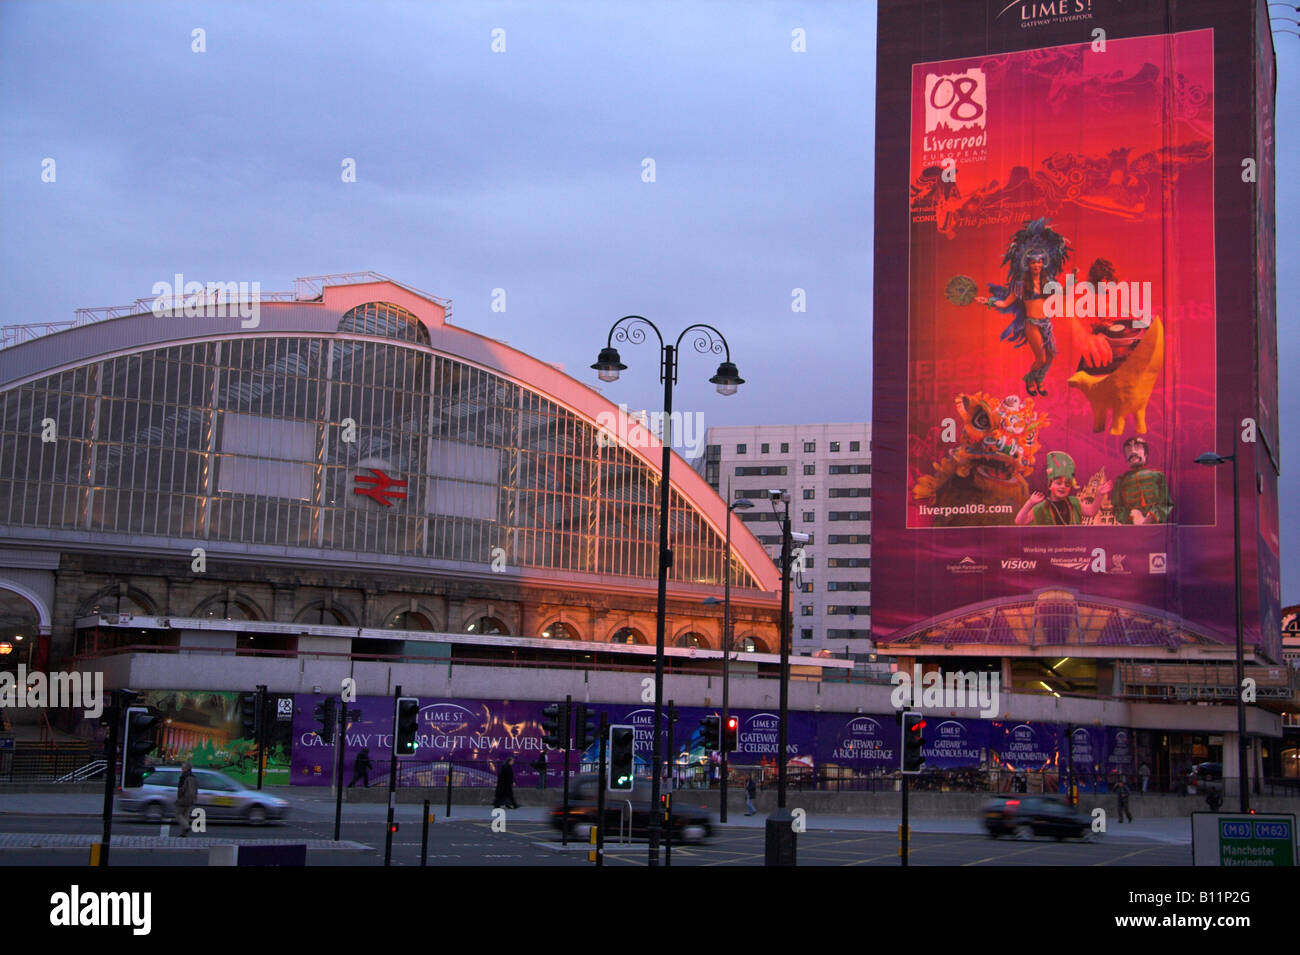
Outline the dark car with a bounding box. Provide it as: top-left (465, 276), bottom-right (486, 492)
top-left (549, 774), bottom-right (714, 844)
top-left (983, 794), bottom-right (1096, 841)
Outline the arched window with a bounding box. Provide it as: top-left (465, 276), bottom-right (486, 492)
top-left (338, 302), bottom-right (430, 346)
top-left (467, 616), bottom-right (508, 636)
top-left (675, 631), bottom-right (708, 649)
top-left (295, 603), bottom-right (352, 626)
top-left (610, 627), bottom-right (644, 645)
top-left (388, 611), bottom-right (434, 631)
top-left (541, 621), bottom-right (578, 640)
top-left (737, 635), bottom-right (767, 653)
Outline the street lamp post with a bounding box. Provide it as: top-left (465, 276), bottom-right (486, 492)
top-left (1195, 448), bottom-right (1249, 812)
top-left (592, 316), bottom-right (743, 867)
top-left (764, 489), bottom-right (801, 865)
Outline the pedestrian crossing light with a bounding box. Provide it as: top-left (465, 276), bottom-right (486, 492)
top-left (608, 725), bottom-right (635, 792)
top-left (122, 706), bottom-right (161, 788)
top-left (724, 715), bottom-right (739, 753)
top-left (312, 698), bottom-right (336, 745)
top-left (574, 703), bottom-right (597, 752)
top-left (699, 715), bottom-right (720, 752)
top-left (541, 703), bottom-right (565, 749)
top-left (394, 697), bottom-right (420, 757)
top-left (901, 712), bottom-right (926, 775)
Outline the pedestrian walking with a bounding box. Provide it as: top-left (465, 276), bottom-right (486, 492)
top-left (175, 762), bottom-right (199, 837)
top-left (493, 756), bottom-right (518, 809)
top-left (1138, 762), bottom-right (1150, 794)
top-left (347, 747), bottom-right (372, 788)
top-left (744, 774), bottom-right (757, 815)
top-left (1116, 779), bottom-right (1134, 824)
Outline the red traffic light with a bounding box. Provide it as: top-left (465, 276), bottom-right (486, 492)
top-left (390, 823), bottom-right (400, 833)
top-left (726, 717), bottom-right (738, 730)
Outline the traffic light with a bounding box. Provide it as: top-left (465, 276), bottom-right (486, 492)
top-left (541, 703), bottom-right (565, 749)
top-left (901, 711), bottom-right (926, 775)
top-left (573, 703), bottom-right (597, 751)
top-left (724, 715), bottom-right (739, 753)
top-left (394, 697), bottom-right (420, 757)
top-left (121, 706), bottom-right (160, 788)
top-left (699, 715), bottom-right (720, 751)
top-left (313, 697), bottom-right (336, 745)
top-left (608, 725), bottom-right (635, 792)
top-left (239, 691), bottom-right (260, 741)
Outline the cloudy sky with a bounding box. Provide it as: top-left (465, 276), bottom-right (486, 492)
top-left (1, 1), bottom-right (1296, 603)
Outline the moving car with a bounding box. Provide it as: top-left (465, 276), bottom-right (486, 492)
top-left (549, 774), bottom-right (714, 843)
top-left (983, 794), bottom-right (1095, 841)
top-left (120, 767), bottom-right (289, 825)
top-left (1187, 762), bottom-right (1223, 791)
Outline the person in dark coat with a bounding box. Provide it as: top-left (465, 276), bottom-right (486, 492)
top-left (348, 747), bottom-right (372, 788)
top-left (1116, 779), bottom-right (1134, 823)
top-left (493, 756), bottom-right (518, 809)
top-left (175, 762), bottom-right (199, 837)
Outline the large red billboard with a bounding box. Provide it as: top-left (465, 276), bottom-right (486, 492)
top-left (873, 0), bottom-right (1279, 662)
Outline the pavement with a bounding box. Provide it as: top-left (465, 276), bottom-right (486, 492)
top-left (0, 787), bottom-right (1197, 843)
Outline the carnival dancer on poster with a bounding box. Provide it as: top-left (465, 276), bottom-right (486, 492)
top-left (974, 218), bottom-right (1070, 397)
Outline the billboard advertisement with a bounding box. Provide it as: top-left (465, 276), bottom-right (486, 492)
top-left (873, 0), bottom-right (1279, 661)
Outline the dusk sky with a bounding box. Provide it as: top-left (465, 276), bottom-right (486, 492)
top-left (2, 1), bottom-right (1296, 603)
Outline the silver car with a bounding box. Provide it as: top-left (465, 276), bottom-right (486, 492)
top-left (120, 767), bottom-right (289, 825)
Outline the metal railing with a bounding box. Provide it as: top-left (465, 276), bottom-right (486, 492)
top-left (1, 272), bottom-right (454, 350)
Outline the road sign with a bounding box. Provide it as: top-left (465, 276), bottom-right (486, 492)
top-left (1192, 813), bottom-right (1296, 866)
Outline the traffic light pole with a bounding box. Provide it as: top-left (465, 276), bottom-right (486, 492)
top-left (561, 695), bottom-right (572, 847)
top-left (596, 712), bottom-right (608, 867)
top-left (901, 775), bottom-right (910, 867)
top-left (664, 700), bottom-right (675, 867)
top-left (333, 697), bottom-right (345, 841)
top-left (384, 684), bottom-right (401, 866)
top-left (97, 690), bottom-right (128, 866)
top-left (255, 684), bottom-right (267, 791)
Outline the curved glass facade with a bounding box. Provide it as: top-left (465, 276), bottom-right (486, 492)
top-left (0, 324), bottom-right (758, 588)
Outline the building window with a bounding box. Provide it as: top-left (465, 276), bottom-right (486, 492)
top-left (829, 511), bottom-right (870, 521)
top-left (467, 616), bottom-right (509, 635)
top-left (827, 581), bottom-right (870, 592)
top-left (543, 620), bottom-right (581, 640)
top-left (803, 510), bottom-right (815, 523)
top-left (801, 628), bottom-right (813, 641)
top-left (830, 441), bottom-right (840, 453)
top-left (801, 581), bottom-right (814, 592)
top-left (761, 443), bottom-right (770, 454)
top-left (801, 605), bottom-right (814, 616)
top-left (676, 631), bottom-right (707, 649)
top-left (610, 627), bottom-right (645, 644)
top-left (803, 441), bottom-right (816, 453)
top-left (826, 605), bottom-right (869, 616)
top-left (829, 487), bottom-right (871, 498)
top-left (736, 466), bottom-right (788, 477)
top-left (829, 464), bottom-right (872, 475)
top-left (828, 557), bottom-right (870, 568)
top-left (802, 489), bottom-right (815, 500)
top-left (850, 441), bottom-right (861, 452)
top-left (803, 465), bottom-right (816, 476)
top-left (736, 444), bottom-right (747, 454)
top-left (829, 534), bottom-right (871, 544)
top-left (781, 442), bottom-right (790, 453)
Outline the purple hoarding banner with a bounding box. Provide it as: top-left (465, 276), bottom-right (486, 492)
top-left (922, 718), bottom-right (987, 769)
top-left (819, 714), bottom-right (900, 770)
top-left (990, 722), bottom-right (1060, 772)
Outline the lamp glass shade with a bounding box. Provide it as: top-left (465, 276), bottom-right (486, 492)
top-left (709, 361), bottom-right (744, 396)
top-left (591, 347), bottom-right (626, 382)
